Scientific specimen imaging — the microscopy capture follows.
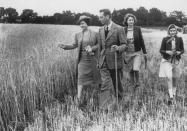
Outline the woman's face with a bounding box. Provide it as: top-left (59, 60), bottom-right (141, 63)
top-left (80, 21), bottom-right (88, 30)
top-left (169, 28), bottom-right (177, 37)
top-left (127, 17), bottom-right (135, 26)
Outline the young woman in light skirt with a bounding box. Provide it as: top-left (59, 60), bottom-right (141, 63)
top-left (159, 24), bottom-right (184, 105)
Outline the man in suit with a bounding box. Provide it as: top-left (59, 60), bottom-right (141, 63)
top-left (98, 9), bottom-right (127, 109)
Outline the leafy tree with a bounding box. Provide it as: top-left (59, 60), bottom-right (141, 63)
top-left (4, 7), bottom-right (18, 23)
top-left (183, 17), bottom-right (187, 24)
top-left (0, 7), bottom-right (5, 22)
top-left (20, 9), bottom-right (38, 23)
top-left (148, 8), bottom-right (166, 26)
top-left (61, 10), bottom-right (75, 25)
top-left (53, 13), bottom-right (63, 24)
top-left (42, 16), bottom-right (55, 24)
top-left (135, 7), bottom-right (149, 26)
top-left (112, 8), bottom-right (136, 26)
top-left (169, 11), bottom-right (186, 26)
top-left (166, 17), bottom-right (180, 26)
top-left (0, 6), bottom-right (186, 27)
top-left (0, 7), bottom-right (5, 18)
top-left (170, 11), bottom-right (185, 22)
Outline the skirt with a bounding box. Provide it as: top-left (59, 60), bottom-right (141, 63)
top-left (78, 52), bottom-right (101, 86)
top-left (159, 58), bottom-right (183, 78)
top-left (124, 51), bottom-right (142, 72)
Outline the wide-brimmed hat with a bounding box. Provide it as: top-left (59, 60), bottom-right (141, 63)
top-left (77, 15), bottom-right (91, 24)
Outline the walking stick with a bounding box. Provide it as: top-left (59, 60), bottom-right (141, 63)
top-left (115, 51), bottom-right (119, 110)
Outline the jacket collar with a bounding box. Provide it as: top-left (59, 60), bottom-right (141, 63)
top-left (101, 21), bottom-right (116, 41)
top-left (104, 20), bottom-right (113, 30)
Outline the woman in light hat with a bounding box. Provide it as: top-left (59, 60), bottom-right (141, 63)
top-left (159, 24), bottom-right (184, 105)
top-left (58, 15), bottom-right (101, 106)
top-left (123, 13), bottom-right (147, 88)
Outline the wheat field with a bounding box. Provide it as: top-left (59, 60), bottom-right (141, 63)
top-left (0, 24), bottom-right (187, 131)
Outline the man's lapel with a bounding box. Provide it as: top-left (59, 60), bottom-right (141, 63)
top-left (100, 27), bottom-right (106, 46)
top-left (105, 23), bottom-right (115, 41)
top-left (101, 27), bottom-right (105, 41)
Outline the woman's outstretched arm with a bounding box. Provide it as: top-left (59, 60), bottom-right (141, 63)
top-left (59, 34), bottom-right (78, 50)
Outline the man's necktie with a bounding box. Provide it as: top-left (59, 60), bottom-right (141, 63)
top-left (105, 26), bottom-right (109, 39)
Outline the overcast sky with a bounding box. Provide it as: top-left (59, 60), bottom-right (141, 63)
top-left (0, 0), bottom-right (186, 16)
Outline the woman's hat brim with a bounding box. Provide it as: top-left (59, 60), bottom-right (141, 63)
top-left (77, 15), bottom-right (91, 24)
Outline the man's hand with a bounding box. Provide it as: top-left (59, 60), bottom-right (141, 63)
top-left (111, 45), bottom-right (119, 52)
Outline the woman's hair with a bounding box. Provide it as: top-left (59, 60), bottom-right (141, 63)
top-left (167, 24), bottom-right (178, 36)
top-left (123, 13), bottom-right (137, 26)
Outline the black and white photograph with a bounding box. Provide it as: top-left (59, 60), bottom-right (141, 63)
top-left (0, 0), bottom-right (187, 130)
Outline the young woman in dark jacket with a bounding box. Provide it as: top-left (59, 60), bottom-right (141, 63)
top-left (159, 24), bottom-right (184, 105)
top-left (123, 13), bottom-right (147, 87)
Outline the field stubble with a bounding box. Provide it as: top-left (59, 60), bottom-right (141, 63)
top-left (0, 24), bottom-right (187, 131)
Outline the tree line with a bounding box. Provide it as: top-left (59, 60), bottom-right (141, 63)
top-left (0, 7), bottom-right (187, 27)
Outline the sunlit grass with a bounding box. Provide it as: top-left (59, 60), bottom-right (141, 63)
top-left (0, 24), bottom-right (186, 131)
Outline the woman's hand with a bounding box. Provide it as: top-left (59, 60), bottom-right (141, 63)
top-left (85, 45), bottom-right (92, 53)
top-left (85, 45), bottom-right (94, 55)
top-left (176, 51), bottom-right (181, 55)
top-left (166, 51), bottom-right (174, 55)
top-left (58, 44), bottom-right (66, 49)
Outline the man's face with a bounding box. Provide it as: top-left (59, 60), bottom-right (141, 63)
top-left (99, 12), bottom-right (109, 25)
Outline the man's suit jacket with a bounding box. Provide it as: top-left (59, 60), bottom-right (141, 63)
top-left (98, 22), bottom-right (127, 69)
